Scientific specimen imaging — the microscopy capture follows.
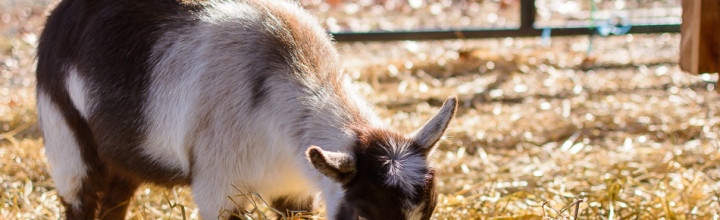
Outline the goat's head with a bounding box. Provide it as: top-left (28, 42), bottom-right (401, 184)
top-left (307, 97), bottom-right (457, 220)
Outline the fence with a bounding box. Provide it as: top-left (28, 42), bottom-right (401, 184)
top-left (330, 0), bottom-right (681, 42)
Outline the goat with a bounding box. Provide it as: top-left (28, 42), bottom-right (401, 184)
top-left (36, 0), bottom-right (457, 219)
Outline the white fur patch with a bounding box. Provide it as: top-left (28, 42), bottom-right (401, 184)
top-left (65, 67), bottom-right (92, 119)
top-left (144, 4), bottom-right (332, 219)
top-left (140, 0), bottom-right (260, 175)
top-left (142, 57), bottom-right (200, 174)
top-left (140, 1), bottom-right (365, 218)
top-left (319, 178), bottom-right (345, 218)
top-left (38, 92), bottom-right (87, 210)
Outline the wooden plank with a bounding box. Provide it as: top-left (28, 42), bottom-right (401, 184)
top-left (680, 0), bottom-right (720, 74)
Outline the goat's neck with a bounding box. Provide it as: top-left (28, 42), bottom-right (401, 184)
top-left (293, 92), bottom-right (377, 153)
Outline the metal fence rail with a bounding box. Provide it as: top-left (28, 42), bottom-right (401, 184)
top-left (331, 0), bottom-right (680, 42)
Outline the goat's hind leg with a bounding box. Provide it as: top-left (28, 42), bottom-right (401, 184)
top-left (97, 174), bottom-right (139, 220)
top-left (38, 93), bottom-right (98, 219)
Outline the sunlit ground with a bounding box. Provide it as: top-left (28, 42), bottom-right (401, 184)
top-left (2, 0), bottom-right (718, 219)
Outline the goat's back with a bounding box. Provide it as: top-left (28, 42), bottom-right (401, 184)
top-left (37, 0), bottom-right (345, 186)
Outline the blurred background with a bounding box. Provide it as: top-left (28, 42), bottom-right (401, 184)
top-left (1, 0), bottom-right (719, 219)
top-left (301, 0), bottom-right (680, 32)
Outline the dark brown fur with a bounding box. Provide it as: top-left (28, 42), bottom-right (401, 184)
top-left (335, 129), bottom-right (438, 220)
top-left (37, 0), bottom-right (199, 218)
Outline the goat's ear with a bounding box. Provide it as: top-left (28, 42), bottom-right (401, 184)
top-left (306, 146), bottom-right (357, 184)
top-left (412, 97), bottom-right (457, 155)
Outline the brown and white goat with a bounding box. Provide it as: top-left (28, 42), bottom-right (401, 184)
top-left (36, 0), bottom-right (457, 219)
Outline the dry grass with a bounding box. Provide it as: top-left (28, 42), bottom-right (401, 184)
top-left (2, 1), bottom-right (720, 219)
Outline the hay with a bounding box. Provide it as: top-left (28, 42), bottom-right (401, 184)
top-left (2, 1), bottom-right (718, 219)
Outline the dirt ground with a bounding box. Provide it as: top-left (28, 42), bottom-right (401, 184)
top-left (2, 0), bottom-right (719, 219)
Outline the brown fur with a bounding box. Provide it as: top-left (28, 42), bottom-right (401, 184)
top-left (37, 0), bottom-right (198, 218)
top-left (335, 129), bottom-right (438, 219)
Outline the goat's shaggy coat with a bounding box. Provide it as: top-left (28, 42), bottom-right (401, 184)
top-left (36, 0), bottom-right (457, 219)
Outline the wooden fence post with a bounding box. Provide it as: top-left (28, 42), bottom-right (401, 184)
top-left (680, 0), bottom-right (720, 75)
